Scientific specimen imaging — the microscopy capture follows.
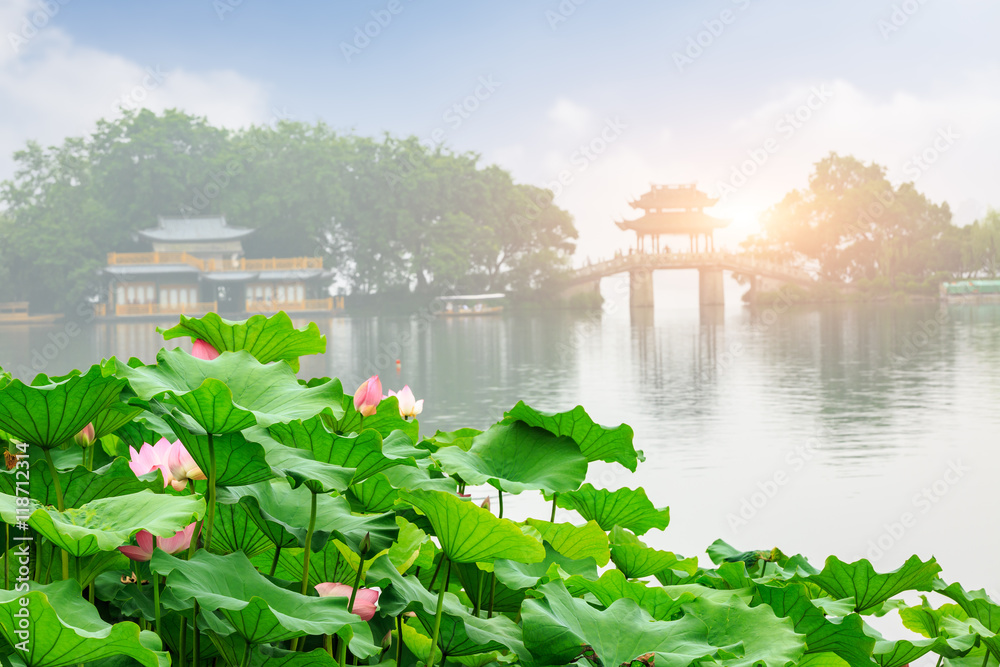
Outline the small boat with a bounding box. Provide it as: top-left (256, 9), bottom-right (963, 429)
top-left (433, 293), bottom-right (505, 316)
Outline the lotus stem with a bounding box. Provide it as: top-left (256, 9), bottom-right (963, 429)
top-left (395, 616), bottom-right (403, 666)
top-left (204, 433), bottom-right (218, 551)
top-left (42, 449), bottom-right (69, 580)
top-left (472, 567), bottom-right (485, 617)
top-left (325, 633), bottom-right (334, 657)
top-left (179, 617), bottom-right (187, 667)
top-left (192, 601), bottom-right (200, 666)
top-left (498, 490), bottom-right (503, 519)
top-left (981, 650), bottom-right (990, 667)
top-left (240, 641), bottom-right (252, 667)
top-left (488, 572), bottom-right (497, 619)
top-left (300, 492), bottom-right (318, 595)
top-left (269, 545), bottom-right (282, 577)
top-left (550, 493), bottom-right (558, 522)
top-left (428, 557), bottom-right (450, 667)
top-left (427, 555), bottom-right (444, 590)
top-left (153, 572), bottom-right (162, 637)
top-left (346, 554), bottom-right (365, 616)
top-left (337, 636), bottom-right (347, 667)
top-left (4, 522), bottom-right (7, 590)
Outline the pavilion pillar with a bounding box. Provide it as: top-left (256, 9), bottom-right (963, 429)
top-left (630, 267), bottom-right (654, 309)
top-left (699, 268), bottom-right (724, 306)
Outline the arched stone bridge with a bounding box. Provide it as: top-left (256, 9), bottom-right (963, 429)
top-left (564, 251), bottom-right (817, 307)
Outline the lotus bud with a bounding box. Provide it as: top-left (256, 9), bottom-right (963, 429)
top-left (167, 441), bottom-right (207, 491)
top-left (388, 386), bottom-right (423, 419)
top-left (316, 582), bottom-right (381, 620)
top-left (359, 531), bottom-right (372, 556)
top-left (381, 629), bottom-right (393, 650)
top-left (480, 496), bottom-right (491, 513)
top-left (73, 423), bottom-right (96, 448)
top-left (191, 339), bottom-right (220, 360)
top-left (353, 376), bottom-right (382, 417)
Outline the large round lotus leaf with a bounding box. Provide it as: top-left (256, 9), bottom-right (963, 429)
top-left (117, 348), bottom-right (343, 433)
top-left (0, 579), bottom-right (168, 667)
top-left (0, 457), bottom-right (160, 508)
top-left (399, 489), bottom-right (545, 564)
top-left (0, 365), bottom-right (126, 449)
top-left (504, 401), bottom-right (643, 471)
top-left (151, 550), bottom-right (377, 653)
top-left (432, 421), bottom-right (588, 495)
top-left (808, 555), bottom-right (941, 614)
top-left (554, 483), bottom-right (669, 535)
top-left (0, 490), bottom-right (204, 558)
top-left (158, 311), bottom-right (326, 371)
top-left (524, 518), bottom-right (610, 566)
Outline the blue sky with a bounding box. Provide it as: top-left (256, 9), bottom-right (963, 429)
top-left (3, 0), bottom-right (997, 259)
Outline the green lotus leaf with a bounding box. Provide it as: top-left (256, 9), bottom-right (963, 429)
top-left (24, 542), bottom-right (127, 589)
top-left (242, 425), bottom-right (354, 493)
top-left (935, 581), bottom-right (1000, 633)
top-left (329, 385), bottom-right (419, 441)
top-left (682, 595), bottom-right (807, 667)
top-left (366, 557), bottom-right (528, 659)
top-left (522, 580), bottom-right (720, 667)
top-left (221, 479), bottom-right (398, 553)
top-left (0, 490), bottom-right (204, 558)
top-left (212, 631), bottom-right (348, 666)
top-left (259, 541), bottom-right (361, 588)
top-left (209, 500), bottom-right (274, 558)
top-left (166, 417), bottom-right (274, 487)
top-left (0, 457), bottom-right (159, 508)
top-left (452, 562), bottom-right (526, 614)
top-left (493, 544), bottom-right (598, 590)
top-left (118, 348), bottom-right (343, 432)
top-left (899, 596), bottom-right (968, 638)
top-left (90, 402), bottom-right (144, 441)
top-left (756, 583), bottom-right (875, 667)
top-left (610, 543), bottom-right (698, 579)
top-left (433, 422), bottom-right (587, 496)
top-left (565, 569), bottom-right (696, 620)
top-left (401, 621), bottom-right (443, 666)
top-left (554, 484), bottom-right (669, 535)
top-left (0, 579), bottom-right (168, 667)
top-left (0, 365), bottom-right (126, 449)
top-left (158, 311), bottom-right (326, 371)
top-left (347, 466), bottom-right (457, 514)
top-left (504, 401), bottom-right (643, 471)
top-left (796, 654), bottom-right (853, 667)
top-left (151, 550), bottom-right (377, 653)
top-left (523, 518), bottom-right (610, 566)
top-left (267, 416), bottom-right (417, 483)
top-left (422, 428), bottom-right (482, 452)
top-left (872, 635), bottom-right (976, 667)
top-left (399, 489), bottom-right (545, 564)
top-left (808, 555), bottom-right (941, 614)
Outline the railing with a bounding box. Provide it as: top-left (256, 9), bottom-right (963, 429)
top-left (0, 302), bottom-right (30, 321)
top-left (114, 302), bottom-right (218, 317)
top-left (571, 251), bottom-right (816, 285)
top-left (245, 297), bottom-right (344, 313)
top-left (106, 252), bottom-right (323, 272)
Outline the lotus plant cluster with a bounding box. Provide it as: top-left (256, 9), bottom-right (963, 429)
top-left (0, 312), bottom-right (993, 667)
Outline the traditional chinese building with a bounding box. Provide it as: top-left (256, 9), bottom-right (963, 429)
top-left (98, 216), bottom-right (342, 319)
top-left (616, 184), bottom-right (728, 253)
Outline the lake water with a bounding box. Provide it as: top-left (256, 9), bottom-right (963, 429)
top-left (2, 271), bottom-right (999, 601)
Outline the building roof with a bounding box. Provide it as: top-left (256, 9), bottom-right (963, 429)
top-left (629, 184), bottom-right (717, 211)
top-left (138, 216), bottom-right (255, 243)
top-left (104, 264), bottom-right (200, 276)
top-left (616, 211), bottom-right (729, 235)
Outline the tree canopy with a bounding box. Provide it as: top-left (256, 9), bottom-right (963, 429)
top-left (742, 153), bottom-right (997, 289)
top-left (0, 109), bottom-right (577, 311)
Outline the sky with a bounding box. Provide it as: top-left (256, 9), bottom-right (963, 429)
top-left (2, 0), bottom-right (998, 262)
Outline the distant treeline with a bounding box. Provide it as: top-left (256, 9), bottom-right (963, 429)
top-left (743, 153), bottom-right (1000, 295)
top-left (0, 109), bottom-right (577, 311)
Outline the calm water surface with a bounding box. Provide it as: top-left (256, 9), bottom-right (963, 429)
top-left (2, 273), bottom-right (999, 598)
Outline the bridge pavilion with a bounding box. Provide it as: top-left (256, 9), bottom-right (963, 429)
top-left (98, 215), bottom-right (343, 319)
top-left (615, 184), bottom-right (728, 254)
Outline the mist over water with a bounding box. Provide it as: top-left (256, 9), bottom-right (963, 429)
top-left (3, 272), bottom-right (998, 593)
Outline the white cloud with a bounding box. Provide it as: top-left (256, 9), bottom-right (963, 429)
top-left (0, 0), bottom-right (271, 183)
top-left (547, 97), bottom-right (593, 134)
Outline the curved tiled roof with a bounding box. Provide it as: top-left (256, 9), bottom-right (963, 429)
top-left (138, 216), bottom-right (254, 243)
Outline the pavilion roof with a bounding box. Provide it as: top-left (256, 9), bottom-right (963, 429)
top-left (138, 216), bottom-right (254, 243)
top-left (616, 211), bottom-right (729, 234)
top-left (628, 184), bottom-right (718, 211)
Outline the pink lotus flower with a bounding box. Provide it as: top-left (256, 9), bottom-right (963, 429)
top-left (167, 441), bottom-right (206, 490)
top-left (73, 423), bottom-right (96, 447)
top-left (191, 339), bottom-right (220, 360)
top-left (315, 582), bottom-right (381, 621)
top-left (128, 437), bottom-right (202, 491)
top-left (387, 386), bottom-right (423, 418)
top-left (353, 376), bottom-right (382, 417)
top-left (118, 523), bottom-right (199, 562)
